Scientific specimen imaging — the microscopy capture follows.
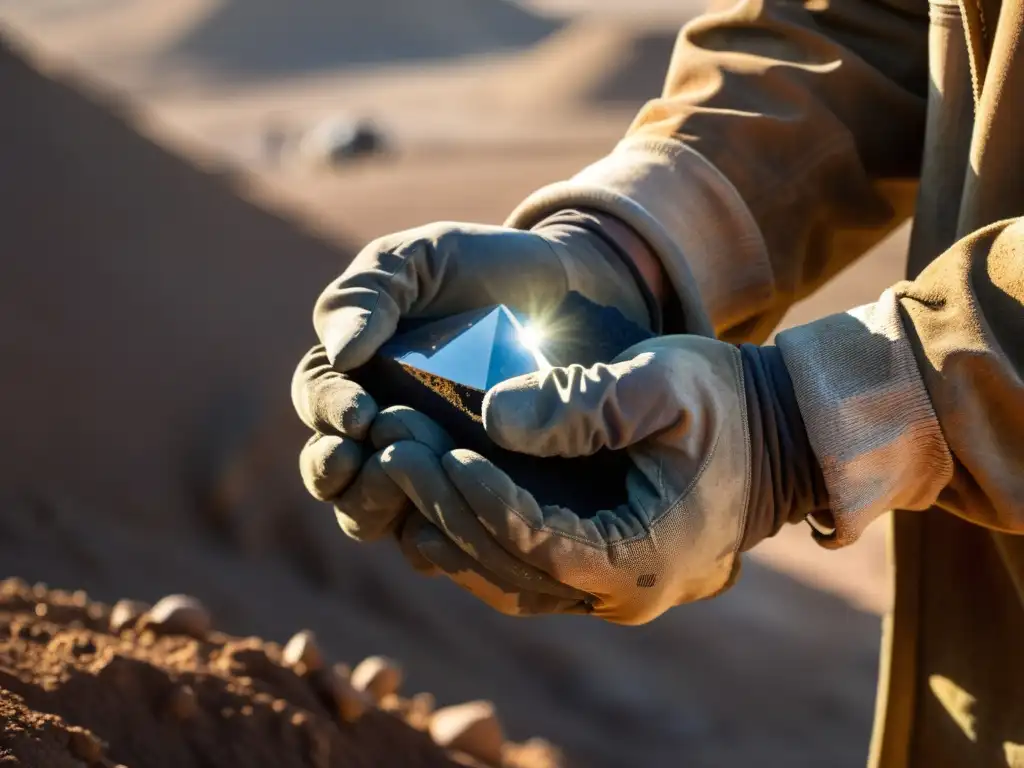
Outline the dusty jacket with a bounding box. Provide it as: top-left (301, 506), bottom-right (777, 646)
top-left (506, 0), bottom-right (1024, 764)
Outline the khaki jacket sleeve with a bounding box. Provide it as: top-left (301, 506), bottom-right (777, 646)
top-left (777, 218), bottom-right (1024, 545)
top-left (507, 0), bottom-right (929, 342)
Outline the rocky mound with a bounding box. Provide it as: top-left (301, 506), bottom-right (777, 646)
top-left (165, 0), bottom-right (562, 78)
top-left (0, 580), bottom-right (562, 768)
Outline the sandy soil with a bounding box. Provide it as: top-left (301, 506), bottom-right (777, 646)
top-left (0, 579), bottom-right (559, 767)
top-left (0, 3), bottom-right (912, 765)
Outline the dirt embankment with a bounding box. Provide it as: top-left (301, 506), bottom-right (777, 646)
top-left (0, 580), bottom-right (561, 768)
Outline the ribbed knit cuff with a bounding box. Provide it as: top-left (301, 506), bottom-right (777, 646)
top-left (739, 344), bottom-right (829, 550)
top-left (505, 135), bottom-right (774, 339)
top-left (775, 290), bottom-right (954, 548)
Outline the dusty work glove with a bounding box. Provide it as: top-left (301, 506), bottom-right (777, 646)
top-left (380, 335), bottom-right (829, 624)
top-left (292, 211), bottom-right (659, 551)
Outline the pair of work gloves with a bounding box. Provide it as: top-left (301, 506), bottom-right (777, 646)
top-left (292, 213), bottom-right (828, 625)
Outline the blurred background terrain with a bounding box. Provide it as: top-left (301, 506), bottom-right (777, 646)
top-left (0, 1), bottom-right (911, 765)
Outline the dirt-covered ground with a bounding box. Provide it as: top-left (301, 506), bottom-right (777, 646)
top-left (0, 579), bottom-right (560, 767)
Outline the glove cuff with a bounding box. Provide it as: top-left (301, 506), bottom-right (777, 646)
top-left (738, 344), bottom-right (829, 550)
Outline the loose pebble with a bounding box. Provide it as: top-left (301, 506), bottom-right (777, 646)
top-left (407, 692), bottom-right (435, 730)
top-left (350, 655), bottom-right (402, 702)
top-left (1, 577), bottom-right (28, 595)
top-left (503, 737), bottom-right (566, 768)
top-left (430, 700), bottom-right (504, 766)
top-left (282, 630), bottom-right (323, 673)
top-left (378, 693), bottom-right (401, 712)
top-left (109, 599), bottom-right (149, 634)
top-left (326, 663), bottom-right (372, 724)
top-left (141, 595), bottom-right (211, 639)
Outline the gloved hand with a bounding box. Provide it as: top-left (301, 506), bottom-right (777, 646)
top-left (379, 335), bottom-right (830, 624)
top-left (291, 211), bottom-right (658, 552)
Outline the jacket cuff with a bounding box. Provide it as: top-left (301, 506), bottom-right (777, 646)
top-left (505, 135), bottom-right (774, 337)
top-left (775, 290), bottom-right (954, 548)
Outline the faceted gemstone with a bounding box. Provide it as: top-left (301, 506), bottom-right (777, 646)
top-left (350, 292), bottom-right (655, 513)
top-left (378, 305), bottom-right (550, 391)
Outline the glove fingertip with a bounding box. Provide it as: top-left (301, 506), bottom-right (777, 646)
top-left (378, 438), bottom-right (434, 472)
top-left (332, 454), bottom-right (409, 542)
top-left (439, 448), bottom-right (491, 479)
top-left (377, 441), bottom-right (445, 502)
top-left (317, 303), bottom-right (388, 372)
top-left (322, 323), bottom-right (361, 369)
top-left (403, 539), bottom-right (443, 577)
top-left (481, 380), bottom-right (542, 453)
top-left (371, 406), bottom-right (456, 454)
top-left (414, 535), bottom-right (451, 568)
top-left (338, 385), bottom-right (378, 440)
top-left (299, 434), bottom-right (363, 502)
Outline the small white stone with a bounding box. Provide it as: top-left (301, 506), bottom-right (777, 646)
top-left (326, 663), bottom-right (372, 724)
top-left (430, 700), bottom-right (504, 766)
top-left (108, 599), bottom-right (149, 633)
top-left (282, 630), bottom-right (323, 673)
top-left (407, 692), bottom-right (435, 730)
top-left (142, 594), bottom-right (211, 639)
top-left (350, 655), bottom-right (402, 702)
